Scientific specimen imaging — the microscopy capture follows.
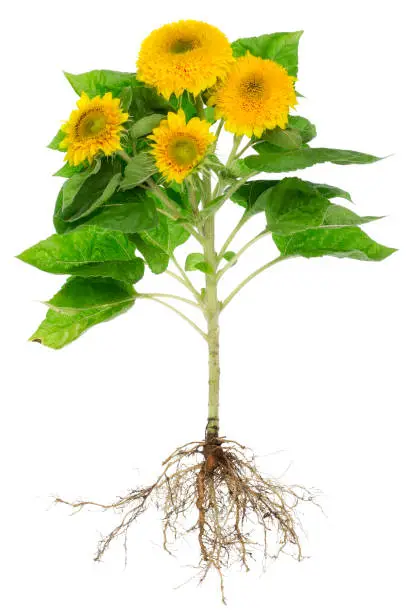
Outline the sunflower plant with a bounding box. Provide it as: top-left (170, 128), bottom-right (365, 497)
top-left (18, 21), bottom-right (395, 602)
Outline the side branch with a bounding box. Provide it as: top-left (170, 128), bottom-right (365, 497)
top-left (140, 296), bottom-right (208, 340)
top-left (221, 256), bottom-right (288, 311)
top-left (217, 230), bottom-right (269, 280)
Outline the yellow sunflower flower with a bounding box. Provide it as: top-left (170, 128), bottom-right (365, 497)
top-left (149, 109), bottom-right (215, 183)
top-left (212, 53), bottom-right (297, 138)
top-left (60, 92), bottom-right (128, 166)
top-left (137, 20), bottom-right (233, 99)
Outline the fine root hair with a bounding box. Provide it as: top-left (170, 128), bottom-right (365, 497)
top-left (55, 436), bottom-right (319, 603)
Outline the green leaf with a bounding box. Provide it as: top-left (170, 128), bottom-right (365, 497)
top-left (53, 162), bottom-right (86, 178)
top-left (130, 114), bottom-right (164, 140)
top-left (232, 179), bottom-right (352, 216)
top-left (223, 251), bottom-right (236, 262)
top-left (131, 215), bottom-right (190, 274)
top-left (288, 116), bottom-right (317, 143)
top-left (129, 80), bottom-right (173, 121)
top-left (140, 214), bottom-right (190, 255)
top-left (61, 159), bottom-right (122, 222)
top-left (45, 276), bottom-right (136, 313)
top-left (199, 196), bottom-right (225, 221)
top-left (246, 147), bottom-right (381, 173)
top-left (64, 70), bottom-right (136, 97)
top-left (119, 86), bottom-right (133, 111)
top-left (261, 178), bottom-right (331, 234)
top-left (82, 190), bottom-right (158, 233)
top-left (262, 127), bottom-right (303, 150)
top-left (231, 31), bottom-right (303, 76)
top-left (273, 227), bottom-right (396, 261)
top-left (55, 183), bottom-right (158, 235)
top-left (179, 91), bottom-right (197, 121)
top-left (322, 204), bottom-right (382, 227)
top-left (130, 234), bottom-right (169, 274)
top-left (32, 277), bottom-right (136, 349)
top-left (48, 130), bottom-right (66, 150)
top-left (121, 152), bottom-right (156, 189)
top-left (204, 106), bottom-right (216, 124)
top-left (185, 253), bottom-right (213, 274)
top-left (18, 226), bottom-right (145, 283)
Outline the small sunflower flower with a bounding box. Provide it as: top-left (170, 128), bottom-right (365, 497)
top-left (212, 53), bottom-right (297, 138)
top-left (149, 109), bottom-right (215, 183)
top-left (137, 20), bottom-right (233, 99)
top-left (60, 92), bottom-right (128, 166)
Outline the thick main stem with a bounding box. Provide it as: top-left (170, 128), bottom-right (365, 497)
top-left (203, 215), bottom-right (220, 440)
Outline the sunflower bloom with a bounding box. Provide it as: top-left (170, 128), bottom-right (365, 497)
top-left (212, 53), bottom-right (297, 138)
top-left (137, 20), bottom-right (233, 99)
top-left (149, 110), bottom-right (215, 183)
top-left (60, 92), bottom-right (128, 166)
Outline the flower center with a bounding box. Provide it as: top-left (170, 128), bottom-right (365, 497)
top-left (240, 74), bottom-right (266, 100)
top-left (77, 110), bottom-right (107, 139)
top-left (170, 38), bottom-right (198, 54)
top-left (169, 137), bottom-right (198, 165)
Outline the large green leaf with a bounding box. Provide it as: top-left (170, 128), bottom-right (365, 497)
top-left (273, 227), bottom-right (396, 261)
top-left (231, 31), bottom-right (303, 76)
top-left (261, 178), bottom-right (332, 234)
top-left (246, 147), bottom-right (381, 173)
top-left (121, 152), bottom-right (156, 189)
top-left (64, 70), bottom-right (136, 97)
top-left (45, 276), bottom-right (136, 313)
top-left (130, 235), bottom-right (169, 274)
top-left (18, 226), bottom-right (145, 283)
top-left (232, 179), bottom-right (352, 215)
top-left (131, 215), bottom-right (190, 274)
top-left (54, 187), bottom-right (158, 235)
top-left (61, 159), bottom-right (122, 222)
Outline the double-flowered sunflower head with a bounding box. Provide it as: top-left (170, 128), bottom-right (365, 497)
top-left (60, 20), bottom-right (297, 182)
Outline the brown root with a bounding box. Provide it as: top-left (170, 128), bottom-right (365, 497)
top-left (55, 436), bottom-right (319, 603)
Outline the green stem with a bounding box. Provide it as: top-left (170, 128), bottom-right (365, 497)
top-left (147, 180), bottom-right (204, 246)
top-left (136, 292), bottom-right (201, 309)
top-left (218, 214), bottom-right (249, 262)
top-left (116, 149), bottom-right (132, 163)
top-left (140, 295), bottom-right (207, 340)
top-left (170, 255), bottom-right (202, 302)
top-left (203, 214), bottom-right (221, 438)
top-left (221, 256), bottom-right (287, 311)
top-left (217, 229), bottom-right (269, 280)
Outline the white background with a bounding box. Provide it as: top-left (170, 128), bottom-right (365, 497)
top-left (1, 1), bottom-right (407, 610)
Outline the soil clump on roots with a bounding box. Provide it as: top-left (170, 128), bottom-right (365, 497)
top-left (56, 434), bottom-right (318, 603)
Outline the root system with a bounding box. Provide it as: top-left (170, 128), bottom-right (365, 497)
top-left (55, 435), bottom-right (318, 603)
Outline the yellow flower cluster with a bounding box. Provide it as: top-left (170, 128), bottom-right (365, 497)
top-left (60, 20), bottom-right (297, 182)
